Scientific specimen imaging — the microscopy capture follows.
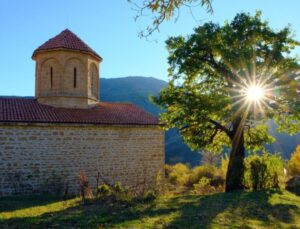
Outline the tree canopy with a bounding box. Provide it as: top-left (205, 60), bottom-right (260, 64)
top-left (154, 12), bottom-right (300, 191)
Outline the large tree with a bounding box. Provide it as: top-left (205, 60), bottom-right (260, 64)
top-left (154, 12), bottom-right (300, 191)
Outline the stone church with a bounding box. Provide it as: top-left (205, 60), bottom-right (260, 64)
top-left (0, 29), bottom-right (164, 196)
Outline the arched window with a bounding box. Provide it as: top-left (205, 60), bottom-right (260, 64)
top-left (50, 67), bottom-right (53, 89)
top-left (73, 67), bottom-right (77, 88)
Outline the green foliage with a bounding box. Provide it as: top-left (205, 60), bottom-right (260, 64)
top-left (113, 182), bottom-right (125, 194)
top-left (96, 182), bottom-right (130, 202)
top-left (155, 11), bottom-right (299, 153)
top-left (189, 165), bottom-right (217, 185)
top-left (154, 11), bottom-right (300, 191)
top-left (166, 152), bottom-right (285, 193)
top-left (166, 163), bottom-right (190, 186)
top-left (165, 163), bottom-right (224, 194)
top-left (288, 145), bottom-right (300, 176)
top-left (96, 184), bottom-right (112, 198)
top-left (193, 177), bottom-right (216, 194)
top-left (244, 153), bottom-right (283, 190)
top-left (250, 158), bottom-right (268, 190)
top-left (142, 190), bottom-right (157, 202)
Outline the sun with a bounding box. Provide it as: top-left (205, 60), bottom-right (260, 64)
top-left (245, 85), bottom-right (265, 102)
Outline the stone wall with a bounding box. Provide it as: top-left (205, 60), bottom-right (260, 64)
top-left (0, 123), bottom-right (164, 196)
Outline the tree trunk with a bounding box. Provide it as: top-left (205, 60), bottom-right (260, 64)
top-left (225, 117), bottom-right (245, 192)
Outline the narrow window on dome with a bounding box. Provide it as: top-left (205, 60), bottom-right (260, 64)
top-left (50, 67), bottom-right (53, 89)
top-left (73, 68), bottom-right (77, 88)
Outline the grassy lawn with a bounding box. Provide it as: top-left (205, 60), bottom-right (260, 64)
top-left (0, 190), bottom-right (300, 228)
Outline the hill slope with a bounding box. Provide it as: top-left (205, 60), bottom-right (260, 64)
top-left (100, 76), bottom-right (299, 164)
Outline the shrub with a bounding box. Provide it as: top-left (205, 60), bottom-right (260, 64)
top-left (250, 157), bottom-right (268, 190)
top-left (289, 145), bottom-right (300, 176)
top-left (166, 163), bottom-right (190, 186)
top-left (97, 182), bottom-right (132, 202)
top-left (244, 152), bottom-right (283, 190)
top-left (189, 165), bottom-right (216, 185)
top-left (143, 190), bottom-right (157, 202)
top-left (114, 182), bottom-right (125, 193)
top-left (96, 184), bottom-right (112, 198)
top-left (193, 177), bottom-right (216, 194)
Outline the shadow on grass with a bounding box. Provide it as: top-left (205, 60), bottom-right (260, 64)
top-left (0, 195), bottom-right (67, 213)
top-left (1, 190), bottom-right (300, 228)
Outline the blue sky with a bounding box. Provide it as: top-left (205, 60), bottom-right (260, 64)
top-left (1, 0), bottom-right (300, 96)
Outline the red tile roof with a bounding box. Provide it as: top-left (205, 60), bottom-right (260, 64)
top-left (0, 97), bottom-right (159, 125)
top-left (32, 29), bottom-right (102, 60)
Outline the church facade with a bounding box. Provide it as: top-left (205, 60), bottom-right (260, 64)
top-left (0, 30), bottom-right (164, 196)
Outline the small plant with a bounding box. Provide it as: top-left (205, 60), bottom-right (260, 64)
top-left (250, 158), bottom-right (268, 190)
top-left (188, 165), bottom-right (216, 186)
top-left (96, 184), bottom-right (112, 198)
top-left (114, 182), bottom-right (125, 193)
top-left (96, 182), bottom-right (131, 202)
top-left (193, 177), bottom-right (216, 195)
top-left (244, 152), bottom-right (283, 190)
top-left (143, 190), bottom-right (157, 202)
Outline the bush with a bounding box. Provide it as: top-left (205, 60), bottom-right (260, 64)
top-left (289, 145), bottom-right (300, 176)
top-left (244, 152), bottom-right (283, 190)
top-left (193, 177), bottom-right (216, 195)
top-left (250, 158), bottom-right (268, 189)
top-left (143, 190), bottom-right (157, 202)
top-left (164, 163), bottom-right (225, 194)
top-left (189, 165), bottom-right (217, 186)
top-left (166, 163), bottom-right (190, 186)
top-left (96, 184), bottom-right (112, 198)
top-left (113, 182), bottom-right (125, 193)
top-left (96, 182), bottom-right (132, 202)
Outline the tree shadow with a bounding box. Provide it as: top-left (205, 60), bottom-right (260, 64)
top-left (0, 195), bottom-right (69, 213)
top-left (164, 189), bottom-right (300, 228)
top-left (1, 190), bottom-right (300, 228)
top-left (286, 188), bottom-right (300, 197)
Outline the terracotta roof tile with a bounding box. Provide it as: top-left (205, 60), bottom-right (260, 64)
top-left (32, 29), bottom-right (102, 60)
top-left (0, 97), bottom-right (159, 125)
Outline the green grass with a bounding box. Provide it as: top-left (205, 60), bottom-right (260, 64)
top-left (0, 190), bottom-right (300, 228)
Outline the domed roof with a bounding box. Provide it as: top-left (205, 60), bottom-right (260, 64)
top-left (32, 29), bottom-right (102, 60)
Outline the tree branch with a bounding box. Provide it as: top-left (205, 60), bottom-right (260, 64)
top-left (208, 119), bottom-right (232, 138)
